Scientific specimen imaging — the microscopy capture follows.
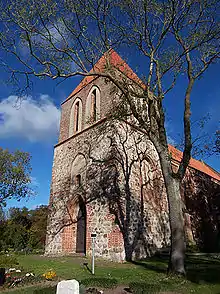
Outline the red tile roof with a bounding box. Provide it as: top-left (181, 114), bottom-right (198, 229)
top-left (169, 145), bottom-right (220, 182)
top-left (66, 49), bottom-right (145, 100)
top-left (66, 49), bottom-right (220, 182)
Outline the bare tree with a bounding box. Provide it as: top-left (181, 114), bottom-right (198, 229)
top-left (214, 130), bottom-right (220, 154)
top-left (0, 0), bottom-right (219, 274)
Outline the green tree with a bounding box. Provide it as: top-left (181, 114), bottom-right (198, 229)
top-left (5, 207), bottom-right (31, 250)
top-left (0, 206), bottom-right (6, 251)
top-left (28, 205), bottom-right (48, 249)
top-left (1, 206), bottom-right (48, 251)
top-left (0, 0), bottom-right (219, 274)
top-left (0, 148), bottom-right (32, 207)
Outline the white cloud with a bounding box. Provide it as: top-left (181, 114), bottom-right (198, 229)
top-left (0, 95), bottom-right (60, 142)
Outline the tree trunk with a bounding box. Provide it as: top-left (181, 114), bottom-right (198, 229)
top-left (166, 175), bottom-right (186, 275)
top-left (157, 148), bottom-right (186, 275)
top-left (124, 233), bottom-right (133, 261)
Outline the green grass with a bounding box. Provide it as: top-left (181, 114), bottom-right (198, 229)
top-left (1, 254), bottom-right (220, 293)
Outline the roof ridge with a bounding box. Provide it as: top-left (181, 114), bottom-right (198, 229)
top-left (63, 51), bottom-right (220, 182)
top-left (202, 160), bottom-right (220, 176)
top-left (168, 144), bottom-right (220, 182)
top-left (65, 49), bottom-right (144, 100)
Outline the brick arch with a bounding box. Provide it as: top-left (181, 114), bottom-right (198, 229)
top-left (141, 156), bottom-right (158, 184)
top-left (85, 85), bottom-right (101, 127)
top-left (140, 156), bottom-right (166, 207)
top-left (62, 154), bottom-right (87, 254)
top-left (70, 153), bottom-right (87, 188)
top-left (69, 97), bottom-right (83, 137)
top-left (62, 194), bottom-right (87, 254)
top-left (75, 195), bottom-right (87, 253)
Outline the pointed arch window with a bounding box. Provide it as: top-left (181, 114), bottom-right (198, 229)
top-left (74, 101), bottom-right (80, 132)
top-left (90, 89), bottom-right (97, 122)
top-left (85, 86), bottom-right (101, 127)
top-left (69, 98), bottom-right (82, 137)
top-left (75, 174), bottom-right (81, 187)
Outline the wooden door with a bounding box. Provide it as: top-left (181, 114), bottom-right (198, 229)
top-left (76, 200), bottom-right (86, 253)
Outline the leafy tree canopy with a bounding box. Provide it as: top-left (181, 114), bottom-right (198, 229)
top-left (0, 148), bottom-right (32, 207)
top-left (0, 205), bottom-right (48, 252)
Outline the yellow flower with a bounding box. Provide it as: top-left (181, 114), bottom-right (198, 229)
top-left (42, 270), bottom-right (56, 280)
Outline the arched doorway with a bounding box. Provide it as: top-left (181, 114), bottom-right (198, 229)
top-left (76, 197), bottom-right (86, 254)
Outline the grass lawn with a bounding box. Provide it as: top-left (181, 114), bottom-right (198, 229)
top-left (1, 254), bottom-right (220, 293)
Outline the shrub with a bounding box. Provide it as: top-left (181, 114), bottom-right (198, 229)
top-left (81, 277), bottom-right (118, 288)
top-left (129, 282), bottom-right (162, 294)
top-left (0, 255), bottom-right (19, 267)
top-left (186, 244), bottom-right (200, 253)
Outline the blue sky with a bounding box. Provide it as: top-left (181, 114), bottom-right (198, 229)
top-left (0, 50), bottom-right (219, 209)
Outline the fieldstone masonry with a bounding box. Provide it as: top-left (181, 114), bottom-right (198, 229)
top-left (45, 74), bottom-right (171, 261)
top-left (45, 53), bottom-right (220, 261)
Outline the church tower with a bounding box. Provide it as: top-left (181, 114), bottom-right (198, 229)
top-left (45, 50), bottom-right (171, 261)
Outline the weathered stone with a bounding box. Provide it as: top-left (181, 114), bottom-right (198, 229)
top-left (45, 53), bottom-right (220, 261)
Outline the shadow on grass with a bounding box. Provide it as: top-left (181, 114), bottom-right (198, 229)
top-left (130, 255), bottom-right (220, 285)
top-left (129, 281), bottom-right (180, 294)
top-left (186, 256), bottom-right (220, 284)
top-left (83, 262), bottom-right (92, 274)
top-left (131, 259), bottom-right (167, 274)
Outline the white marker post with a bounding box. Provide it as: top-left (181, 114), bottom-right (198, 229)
top-left (91, 233), bottom-right (96, 275)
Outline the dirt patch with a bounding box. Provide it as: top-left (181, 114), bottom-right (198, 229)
top-left (103, 286), bottom-right (130, 293)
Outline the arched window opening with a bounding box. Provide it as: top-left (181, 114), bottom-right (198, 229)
top-left (91, 89), bottom-right (97, 122)
top-left (69, 98), bottom-right (82, 137)
top-left (74, 101), bottom-right (80, 132)
top-left (75, 174), bottom-right (81, 187)
top-left (70, 154), bottom-right (86, 190)
top-left (85, 86), bottom-right (100, 128)
top-left (76, 197), bottom-right (86, 253)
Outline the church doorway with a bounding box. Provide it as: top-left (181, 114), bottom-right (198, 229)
top-left (76, 197), bottom-right (86, 254)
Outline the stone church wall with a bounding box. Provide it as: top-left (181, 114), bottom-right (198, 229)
top-left (45, 117), bottom-right (171, 261)
top-left (45, 75), bottom-right (171, 261)
top-left (45, 75), bottom-right (220, 262)
top-left (182, 169), bottom-right (220, 252)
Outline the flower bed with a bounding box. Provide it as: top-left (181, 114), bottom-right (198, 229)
top-left (0, 267), bottom-right (57, 290)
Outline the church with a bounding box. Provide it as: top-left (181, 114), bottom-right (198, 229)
top-left (45, 50), bottom-right (220, 262)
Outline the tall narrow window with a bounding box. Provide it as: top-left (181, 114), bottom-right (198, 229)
top-left (69, 98), bottom-right (82, 137)
top-left (85, 87), bottom-right (100, 128)
top-left (74, 101), bottom-right (79, 132)
top-left (90, 90), bottom-right (96, 122)
top-left (75, 174), bottom-right (81, 187)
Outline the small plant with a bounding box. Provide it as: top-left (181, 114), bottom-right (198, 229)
top-left (0, 255), bottom-right (19, 267)
top-left (42, 270), bottom-right (57, 281)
